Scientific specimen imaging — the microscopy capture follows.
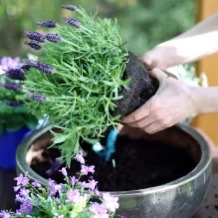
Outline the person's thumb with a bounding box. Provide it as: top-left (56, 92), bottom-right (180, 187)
top-left (149, 68), bottom-right (168, 82)
top-left (142, 54), bottom-right (153, 67)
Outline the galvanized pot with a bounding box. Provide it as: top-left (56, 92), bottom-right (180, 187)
top-left (16, 124), bottom-right (212, 218)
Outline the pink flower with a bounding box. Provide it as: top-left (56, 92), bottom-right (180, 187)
top-left (80, 179), bottom-right (98, 191)
top-left (67, 189), bottom-right (80, 203)
top-left (19, 188), bottom-right (29, 197)
top-left (16, 199), bottom-right (33, 215)
top-left (81, 165), bottom-right (95, 175)
top-left (0, 57), bottom-right (20, 71)
top-left (15, 194), bottom-right (25, 203)
top-left (70, 176), bottom-right (78, 186)
top-left (59, 167), bottom-right (68, 177)
top-left (15, 174), bottom-right (29, 186)
top-left (89, 203), bottom-right (108, 218)
top-left (94, 189), bottom-right (100, 196)
top-left (0, 211), bottom-right (11, 218)
top-left (32, 180), bottom-right (41, 188)
top-left (14, 186), bottom-right (21, 192)
top-left (48, 179), bottom-right (62, 195)
top-left (102, 193), bottom-right (119, 212)
top-left (74, 151), bottom-right (85, 164)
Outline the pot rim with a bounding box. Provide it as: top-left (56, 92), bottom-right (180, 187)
top-left (16, 124), bottom-right (212, 197)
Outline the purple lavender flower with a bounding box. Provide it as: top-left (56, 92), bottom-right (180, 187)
top-left (24, 40), bottom-right (41, 50)
top-left (0, 211), bottom-right (11, 218)
top-left (64, 17), bottom-right (80, 28)
top-left (81, 165), bottom-right (95, 175)
top-left (21, 64), bottom-right (31, 72)
top-left (5, 67), bottom-right (25, 80)
top-left (28, 93), bottom-right (46, 102)
top-left (5, 100), bottom-right (24, 107)
top-left (74, 151), bottom-right (85, 164)
top-left (37, 20), bottom-right (57, 28)
top-left (46, 33), bottom-right (61, 43)
top-left (0, 82), bottom-right (22, 91)
top-left (62, 4), bottom-right (77, 11)
top-left (16, 200), bottom-right (33, 215)
top-left (25, 60), bottom-right (54, 74)
top-left (24, 31), bottom-right (45, 42)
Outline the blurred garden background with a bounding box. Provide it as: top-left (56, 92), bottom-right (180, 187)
top-left (0, 0), bottom-right (196, 57)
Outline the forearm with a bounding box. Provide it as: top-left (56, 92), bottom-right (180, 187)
top-left (159, 32), bottom-right (218, 65)
top-left (176, 13), bottom-right (218, 38)
top-left (159, 35), bottom-right (218, 66)
top-left (151, 13), bottom-right (218, 68)
top-left (193, 87), bottom-right (218, 114)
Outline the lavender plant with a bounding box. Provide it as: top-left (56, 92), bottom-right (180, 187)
top-left (0, 152), bottom-right (119, 218)
top-left (23, 5), bottom-right (129, 165)
top-left (0, 57), bottom-right (38, 134)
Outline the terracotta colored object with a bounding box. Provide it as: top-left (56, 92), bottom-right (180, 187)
top-left (193, 0), bottom-right (218, 145)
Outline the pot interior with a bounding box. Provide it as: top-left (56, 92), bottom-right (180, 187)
top-left (26, 125), bottom-right (201, 192)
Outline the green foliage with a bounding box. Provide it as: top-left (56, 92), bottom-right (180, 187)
top-left (0, 0), bottom-right (196, 161)
top-left (105, 0), bottom-right (196, 55)
top-left (2, 170), bottom-right (119, 217)
top-left (0, 0), bottom-right (195, 56)
top-left (0, 79), bottom-right (38, 135)
top-left (25, 7), bottom-right (128, 165)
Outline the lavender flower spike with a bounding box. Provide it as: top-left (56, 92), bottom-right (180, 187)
top-left (21, 64), bottom-right (31, 72)
top-left (6, 68), bottom-right (25, 80)
top-left (28, 93), bottom-right (46, 102)
top-left (46, 33), bottom-right (61, 43)
top-left (24, 31), bottom-right (45, 43)
top-left (37, 20), bottom-right (57, 28)
top-left (62, 4), bottom-right (77, 11)
top-left (6, 100), bottom-right (24, 107)
top-left (0, 82), bottom-right (22, 91)
top-left (25, 60), bottom-right (54, 74)
top-left (64, 17), bottom-right (80, 28)
top-left (24, 41), bottom-right (41, 50)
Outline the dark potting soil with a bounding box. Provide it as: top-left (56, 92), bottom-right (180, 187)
top-left (113, 52), bottom-right (159, 117)
top-left (30, 134), bottom-right (197, 192)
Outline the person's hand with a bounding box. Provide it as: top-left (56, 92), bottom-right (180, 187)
top-left (122, 68), bottom-right (198, 134)
top-left (142, 45), bottom-right (179, 70)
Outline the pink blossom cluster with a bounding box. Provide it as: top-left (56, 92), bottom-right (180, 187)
top-left (0, 151), bottom-right (119, 218)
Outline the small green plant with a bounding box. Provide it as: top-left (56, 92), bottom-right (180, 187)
top-left (0, 57), bottom-right (38, 135)
top-left (23, 5), bottom-right (129, 165)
